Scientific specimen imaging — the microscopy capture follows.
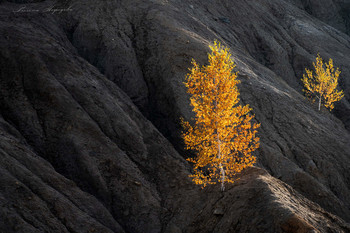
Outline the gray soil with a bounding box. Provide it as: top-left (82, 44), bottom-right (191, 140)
top-left (0, 0), bottom-right (350, 232)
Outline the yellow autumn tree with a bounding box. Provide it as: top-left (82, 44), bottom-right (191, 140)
top-left (301, 54), bottom-right (344, 111)
top-left (181, 41), bottom-right (260, 191)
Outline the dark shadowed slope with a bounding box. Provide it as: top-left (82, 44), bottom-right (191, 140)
top-left (0, 0), bottom-right (350, 232)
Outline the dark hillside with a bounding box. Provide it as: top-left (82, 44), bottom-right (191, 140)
top-left (0, 0), bottom-right (350, 232)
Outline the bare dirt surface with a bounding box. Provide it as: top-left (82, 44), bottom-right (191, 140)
top-left (0, 0), bottom-right (350, 232)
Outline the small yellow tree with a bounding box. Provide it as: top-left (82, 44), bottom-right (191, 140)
top-left (181, 41), bottom-right (260, 191)
top-left (301, 54), bottom-right (344, 111)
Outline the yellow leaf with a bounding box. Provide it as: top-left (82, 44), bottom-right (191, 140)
top-left (181, 40), bottom-right (260, 190)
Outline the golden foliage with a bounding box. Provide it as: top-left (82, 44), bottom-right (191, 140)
top-left (181, 41), bottom-right (260, 190)
top-left (301, 54), bottom-right (344, 111)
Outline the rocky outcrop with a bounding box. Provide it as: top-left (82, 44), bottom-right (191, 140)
top-left (0, 0), bottom-right (350, 232)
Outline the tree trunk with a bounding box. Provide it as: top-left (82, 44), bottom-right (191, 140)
top-left (219, 162), bottom-right (225, 191)
top-left (214, 77), bottom-right (225, 191)
top-left (217, 133), bottom-right (225, 191)
top-left (318, 95), bottom-right (322, 111)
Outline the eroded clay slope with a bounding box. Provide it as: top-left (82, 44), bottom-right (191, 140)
top-left (0, 0), bottom-right (350, 232)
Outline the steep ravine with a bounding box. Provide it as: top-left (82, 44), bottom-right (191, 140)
top-left (0, 0), bottom-right (350, 232)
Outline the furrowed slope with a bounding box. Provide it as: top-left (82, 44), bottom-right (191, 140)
top-left (0, 0), bottom-right (350, 232)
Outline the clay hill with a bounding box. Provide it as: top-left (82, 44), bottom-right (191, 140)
top-left (1, 0), bottom-right (350, 232)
